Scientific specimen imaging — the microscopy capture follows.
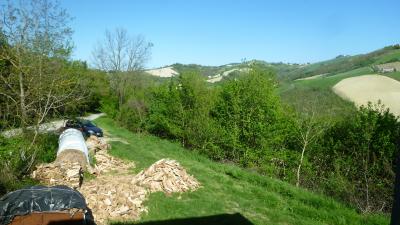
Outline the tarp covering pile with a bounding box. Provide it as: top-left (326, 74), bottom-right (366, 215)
top-left (134, 159), bottom-right (200, 194)
top-left (0, 186), bottom-right (94, 225)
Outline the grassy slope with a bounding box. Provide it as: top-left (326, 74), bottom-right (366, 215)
top-left (278, 67), bottom-right (374, 118)
top-left (95, 117), bottom-right (388, 225)
top-left (283, 47), bottom-right (400, 80)
top-left (384, 71), bottom-right (400, 82)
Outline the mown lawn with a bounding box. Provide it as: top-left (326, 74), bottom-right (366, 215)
top-left (95, 117), bottom-right (389, 225)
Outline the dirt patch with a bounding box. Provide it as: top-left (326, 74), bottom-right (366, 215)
top-left (333, 74), bottom-right (400, 117)
top-left (145, 66), bottom-right (178, 78)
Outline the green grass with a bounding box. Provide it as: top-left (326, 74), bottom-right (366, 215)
top-left (278, 67), bottom-right (372, 118)
top-left (95, 117), bottom-right (389, 225)
top-left (383, 71), bottom-right (400, 82)
top-left (374, 50), bottom-right (400, 64)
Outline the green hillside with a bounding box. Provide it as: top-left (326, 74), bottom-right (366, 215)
top-left (283, 45), bottom-right (400, 80)
top-left (171, 61), bottom-right (301, 80)
top-left (95, 117), bottom-right (389, 225)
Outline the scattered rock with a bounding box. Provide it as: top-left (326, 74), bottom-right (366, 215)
top-left (79, 175), bottom-right (148, 225)
top-left (91, 150), bottom-right (135, 175)
top-left (32, 162), bottom-right (83, 189)
top-left (86, 135), bottom-right (110, 153)
top-left (134, 159), bottom-right (200, 194)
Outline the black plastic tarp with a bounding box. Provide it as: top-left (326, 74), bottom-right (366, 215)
top-left (0, 185), bottom-right (95, 225)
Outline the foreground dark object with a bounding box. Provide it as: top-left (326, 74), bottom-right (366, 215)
top-left (391, 138), bottom-right (400, 225)
top-left (114, 213), bottom-right (253, 225)
top-left (0, 185), bottom-right (95, 225)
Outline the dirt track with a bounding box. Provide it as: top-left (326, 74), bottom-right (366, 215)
top-left (1, 113), bottom-right (105, 137)
top-left (333, 74), bottom-right (400, 117)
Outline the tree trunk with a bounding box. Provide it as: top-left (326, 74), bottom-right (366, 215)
top-left (296, 141), bottom-right (308, 187)
top-left (18, 71), bottom-right (27, 130)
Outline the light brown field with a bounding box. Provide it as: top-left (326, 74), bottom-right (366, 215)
top-left (333, 74), bottom-right (400, 117)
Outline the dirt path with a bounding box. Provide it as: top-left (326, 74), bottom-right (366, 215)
top-left (333, 74), bottom-right (400, 117)
top-left (1, 113), bottom-right (105, 137)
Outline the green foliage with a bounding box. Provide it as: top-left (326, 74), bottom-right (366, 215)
top-left (96, 117), bottom-right (389, 225)
top-left (103, 64), bottom-right (400, 214)
top-left (315, 103), bottom-right (400, 212)
top-left (147, 71), bottom-right (216, 150)
top-left (284, 45), bottom-right (400, 80)
top-left (212, 68), bottom-right (290, 165)
top-left (0, 132), bottom-right (58, 195)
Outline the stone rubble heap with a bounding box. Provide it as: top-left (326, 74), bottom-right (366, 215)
top-left (31, 134), bottom-right (200, 225)
top-left (79, 175), bottom-right (148, 224)
top-left (32, 161), bottom-right (83, 189)
top-left (134, 158), bottom-right (200, 194)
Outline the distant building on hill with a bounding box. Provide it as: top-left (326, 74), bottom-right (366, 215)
top-left (375, 62), bottom-right (400, 73)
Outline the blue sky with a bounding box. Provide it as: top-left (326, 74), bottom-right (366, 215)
top-left (61, 0), bottom-right (400, 69)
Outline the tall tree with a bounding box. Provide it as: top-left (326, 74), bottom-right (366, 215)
top-left (0, 0), bottom-right (83, 170)
top-left (91, 28), bottom-right (153, 72)
top-left (91, 28), bottom-right (153, 110)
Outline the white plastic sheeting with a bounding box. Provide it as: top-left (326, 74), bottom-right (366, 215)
top-left (57, 128), bottom-right (89, 163)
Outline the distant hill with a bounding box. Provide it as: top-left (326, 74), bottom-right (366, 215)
top-left (283, 44), bottom-right (400, 80)
top-left (145, 44), bottom-right (400, 84)
top-left (144, 61), bottom-right (302, 83)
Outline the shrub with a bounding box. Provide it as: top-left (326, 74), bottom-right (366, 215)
top-left (147, 71), bottom-right (217, 150)
top-left (316, 102), bottom-right (400, 212)
top-left (0, 132), bottom-right (58, 195)
top-left (212, 67), bottom-right (291, 166)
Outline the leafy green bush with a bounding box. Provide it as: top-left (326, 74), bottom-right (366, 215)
top-left (147, 71), bottom-right (217, 150)
top-left (212, 67), bottom-right (293, 166)
top-left (315, 102), bottom-right (400, 212)
top-left (0, 132), bottom-right (58, 195)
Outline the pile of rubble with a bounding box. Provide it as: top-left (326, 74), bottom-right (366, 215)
top-left (79, 175), bottom-right (148, 224)
top-left (32, 162), bottom-right (83, 189)
top-left (86, 135), bottom-right (110, 153)
top-left (32, 134), bottom-right (201, 225)
top-left (91, 150), bottom-right (135, 175)
top-left (134, 159), bottom-right (200, 194)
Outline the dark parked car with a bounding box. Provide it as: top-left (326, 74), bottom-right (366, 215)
top-left (65, 119), bottom-right (103, 137)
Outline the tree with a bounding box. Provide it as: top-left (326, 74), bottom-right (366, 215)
top-left (0, 0), bottom-right (83, 171)
top-left (320, 102), bottom-right (400, 212)
top-left (294, 104), bottom-right (329, 187)
top-left (91, 28), bottom-right (153, 72)
top-left (212, 67), bottom-right (287, 165)
top-left (91, 28), bottom-right (153, 110)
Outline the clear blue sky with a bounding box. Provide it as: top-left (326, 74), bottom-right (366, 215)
top-left (61, 0), bottom-right (400, 69)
